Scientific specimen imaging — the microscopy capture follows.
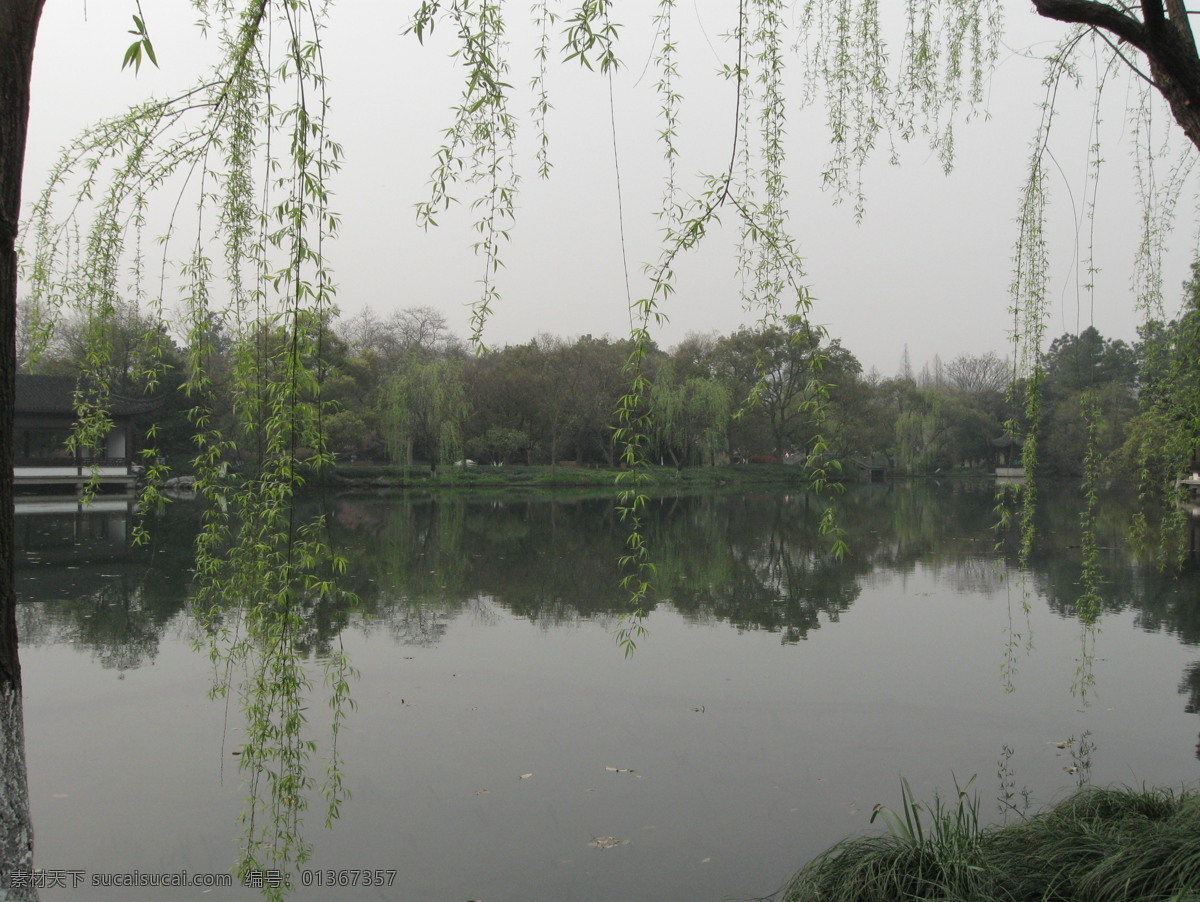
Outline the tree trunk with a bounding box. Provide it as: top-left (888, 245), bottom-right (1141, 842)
top-left (0, 686), bottom-right (35, 899)
top-left (1, 0), bottom-right (41, 694)
top-left (1032, 0), bottom-right (1200, 153)
top-left (1, 3), bottom-right (46, 895)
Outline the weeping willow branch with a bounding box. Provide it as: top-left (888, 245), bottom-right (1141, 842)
top-left (23, 1), bottom-right (354, 894)
top-left (404, 1), bottom-right (1002, 653)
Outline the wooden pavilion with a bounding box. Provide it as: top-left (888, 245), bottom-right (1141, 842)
top-left (13, 374), bottom-right (159, 493)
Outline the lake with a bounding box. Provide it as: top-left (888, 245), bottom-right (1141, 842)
top-left (14, 481), bottom-right (1200, 901)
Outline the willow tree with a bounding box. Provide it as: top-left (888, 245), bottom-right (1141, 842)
top-left (5, 0), bottom-right (1200, 895)
top-left (995, 2), bottom-right (1200, 568)
top-left (9, 0), bottom-right (355, 889)
top-left (649, 363), bottom-right (733, 467)
top-left (383, 356), bottom-right (468, 473)
top-left (1032, 1), bottom-right (1200, 149)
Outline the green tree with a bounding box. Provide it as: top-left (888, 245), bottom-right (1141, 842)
top-left (533, 335), bottom-right (591, 469)
top-left (567, 336), bottom-right (639, 466)
top-left (649, 361), bottom-right (733, 468)
top-left (465, 425), bottom-right (527, 466)
top-left (715, 321), bottom-right (858, 461)
top-left (383, 356), bottom-right (468, 473)
top-left (463, 342), bottom-right (543, 464)
top-left (822, 371), bottom-right (904, 464)
top-left (1039, 327), bottom-right (1139, 475)
top-left (894, 400), bottom-right (951, 474)
top-left (1115, 266), bottom-right (1200, 519)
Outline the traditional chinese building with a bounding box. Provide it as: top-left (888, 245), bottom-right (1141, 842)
top-left (14, 374), bottom-right (159, 493)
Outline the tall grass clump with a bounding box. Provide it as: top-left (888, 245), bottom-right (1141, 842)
top-left (781, 782), bottom-right (1200, 902)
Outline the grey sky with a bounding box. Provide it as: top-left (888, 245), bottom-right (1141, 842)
top-left (23, 1), bottom-right (1198, 374)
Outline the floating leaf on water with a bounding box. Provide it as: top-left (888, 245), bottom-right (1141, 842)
top-left (520, 773), bottom-right (533, 780)
top-left (474, 789), bottom-right (489, 795)
top-left (588, 836), bottom-right (630, 849)
top-left (604, 766), bottom-right (634, 773)
top-left (700, 857), bottom-right (711, 863)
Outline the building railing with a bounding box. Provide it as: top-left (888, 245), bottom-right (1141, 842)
top-left (14, 457), bottom-right (137, 480)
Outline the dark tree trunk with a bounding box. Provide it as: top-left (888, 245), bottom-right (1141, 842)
top-left (1, 3), bottom-right (46, 896)
top-left (1, 0), bottom-right (43, 692)
top-left (1032, 0), bottom-right (1200, 152)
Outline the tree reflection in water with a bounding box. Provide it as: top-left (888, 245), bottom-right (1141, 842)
top-left (10, 481), bottom-right (1200, 891)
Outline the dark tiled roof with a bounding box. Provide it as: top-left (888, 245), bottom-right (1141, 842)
top-left (15, 374), bottom-right (162, 417)
top-left (988, 434), bottom-right (1024, 449)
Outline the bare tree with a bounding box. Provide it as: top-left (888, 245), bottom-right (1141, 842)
top-left (394, 305), bottom-right (457, 356)
top-left (339, 305), bottom-right (459, 365)
top-left (946, 352), bottom-right (1011, 397)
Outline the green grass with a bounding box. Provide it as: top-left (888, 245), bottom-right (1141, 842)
top-left (781, 783), bottom-right (1200, 902)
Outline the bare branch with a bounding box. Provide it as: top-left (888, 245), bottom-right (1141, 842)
top-left (1166, 0), bottom-right (1198, 54)
top-left (1032, 1), bottom-right (1148, 51)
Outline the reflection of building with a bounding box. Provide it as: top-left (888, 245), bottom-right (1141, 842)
top-left (14, 375), bottom-right (158, 492)
top-left (15, 496), bottom-right (134, 562)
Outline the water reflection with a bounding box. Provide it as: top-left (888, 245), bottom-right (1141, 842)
top-left (13, 485), bottom-right (1200, 768)
top-left (15, 483), bottom-right (1200, 668)
top-left (13, 481), bottom-right (1200, 901)
top-left (43, 486), bottom-right (1193, 766)
top-left (323, 483), bottom-right (1013, 641)
top-left (15, 498), bottom-right (194, 672)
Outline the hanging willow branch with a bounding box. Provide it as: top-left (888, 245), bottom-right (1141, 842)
top-left (24, 1), bottom-right (354, 892)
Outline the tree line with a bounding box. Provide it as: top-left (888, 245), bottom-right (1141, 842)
top-left (22, 271), bottom-right (1200, 483)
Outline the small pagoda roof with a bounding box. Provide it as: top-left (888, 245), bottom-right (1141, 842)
top-left (988, 434), bottom-right (1025, 450)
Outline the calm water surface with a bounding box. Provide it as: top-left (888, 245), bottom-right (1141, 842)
top-left (15, 481), bottom-right (1200, 901)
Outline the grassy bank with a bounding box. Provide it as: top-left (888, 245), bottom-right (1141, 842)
top-left (325, 463), bottom-right (819, 491)
top-left (781, 783), bottom-right (1200, 902)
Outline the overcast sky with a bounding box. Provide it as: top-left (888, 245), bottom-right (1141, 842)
top-left (23, 1), bottom-right (1199, 375)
